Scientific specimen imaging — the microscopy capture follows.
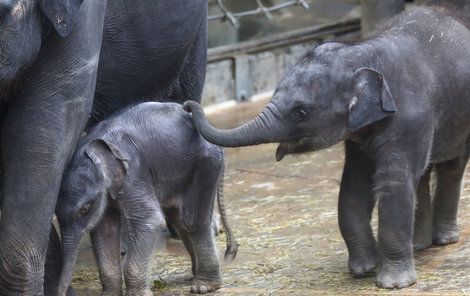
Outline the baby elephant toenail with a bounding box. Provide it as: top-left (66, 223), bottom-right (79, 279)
top-left (199, 285), bottom-right (208, 294)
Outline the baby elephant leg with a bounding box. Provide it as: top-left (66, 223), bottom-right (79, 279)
top-left (413, 167), bottom-right (433, 251)
top-left (433, 153), bottom-right (469, 245)
top-left (121, 196), bottom-right (163, 296)
top-left (90, 207), bottom-right (123, 296)
top-left (167, 160), bottom-right (221, 294)
top-left (338, 141), bottom-right (378, 278)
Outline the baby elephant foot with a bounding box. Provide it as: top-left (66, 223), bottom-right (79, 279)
top-left (125, 288), bottom-right (152, 296)
top-left (413, 234), bottom-right (432, 251)
top-left (377, 264), bottom-right (416, 289)
top-left (190, 278), bottom-right (221, 294)
top-left (348, 249), bottom-right (378, 278)
top-left (433, 226), bottom-right (459, 245)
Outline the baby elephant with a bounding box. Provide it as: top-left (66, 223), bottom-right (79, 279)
top-left (55, 102), bottom-right (237, 296)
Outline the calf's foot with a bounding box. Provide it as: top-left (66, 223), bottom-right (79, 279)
top-left (125, 288), bottom-right (152, 296)
top-left (349, 255), bottom-right (378, 278)
top-left (433, 226), bottom-right (459, 245)
top-left (190, 278), bottom-right (221, 294)
top-left (348, 246), bottom-right (378, 278)
top-left (413, 232), bottom-right (433, 251)
top-left (376, 263), bottom-right (416, 289)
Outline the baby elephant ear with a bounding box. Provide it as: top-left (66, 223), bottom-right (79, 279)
top-left (348, 67), bottom-right (398, 132)
top-left (85, 139), bottom-right (129, 199)
top-left (38, 0), bottom-right (84, 37)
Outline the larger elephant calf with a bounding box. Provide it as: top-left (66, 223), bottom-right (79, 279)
top-left (185, 5), bottom-right (470, 289)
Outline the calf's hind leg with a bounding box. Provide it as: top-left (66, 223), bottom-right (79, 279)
top-left (433, 151), bottom-right (469, 245)
top-left (166, 158), bottom-right (222, 294)
top-left (413, 167), bottom-right (433, 251)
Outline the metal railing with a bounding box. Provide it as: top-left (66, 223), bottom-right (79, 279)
top-left (209, 0), bottom-right (311, 27)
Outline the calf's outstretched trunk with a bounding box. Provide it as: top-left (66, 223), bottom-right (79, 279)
top-left (183, 101), bottom-right (285, 147)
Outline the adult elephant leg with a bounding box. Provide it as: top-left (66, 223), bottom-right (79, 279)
top-left (170, 11), bottom-right (207, 104)
top-left (338, 141), bottom-right (378, 278)
top-left (433, 150), bottom-right (469, 245)
top-left (413, 167), bottom-right (433, 251)
top-left (0, 0), bottom-right (106, 293)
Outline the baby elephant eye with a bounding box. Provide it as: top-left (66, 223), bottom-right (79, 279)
top-left (79, 204), bottom-right (91, 216)
top-left (291, 107), bottom-right (309, 122)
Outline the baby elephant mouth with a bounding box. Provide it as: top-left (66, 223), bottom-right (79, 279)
top-left (276, 138), bottom-right (315, 161)
top-left (276, 134), bottom-right (340, 161)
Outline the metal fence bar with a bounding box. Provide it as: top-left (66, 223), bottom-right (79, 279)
top-left (209, 0), bottom-right (310, 27)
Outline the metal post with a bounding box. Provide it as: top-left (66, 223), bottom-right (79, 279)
top-left (361, 0), bottom-right (405, 35)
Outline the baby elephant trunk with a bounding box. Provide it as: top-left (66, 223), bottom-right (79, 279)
top-left (58, 232), bottom-right (82, 296)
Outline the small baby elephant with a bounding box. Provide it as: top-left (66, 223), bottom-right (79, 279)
top-left (55, 102), bottom-right (237, 296)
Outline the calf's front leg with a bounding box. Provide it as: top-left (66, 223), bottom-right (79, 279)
top-left (91, 207), bottom-right (123, 296)
top-left (120, 193), bottom-right (163, 296)
top-left (374, 146), bottom-right (428, 289)
top-left (338, 141), bottom-right (378, 277)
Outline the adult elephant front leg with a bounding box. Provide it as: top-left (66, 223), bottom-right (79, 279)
top-left (0, 0), bottom-right (106, 293)
top-left (338, 141), bottom-right (378, 278)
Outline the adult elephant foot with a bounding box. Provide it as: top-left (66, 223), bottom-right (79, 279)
top-left (376, 264), bottom-right (416, 289)
top-left (190, 278), bottom-right (221, 294)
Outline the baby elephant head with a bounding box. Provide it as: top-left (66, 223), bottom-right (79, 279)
top-left (56, 138), bottom-right (128, 296)
top-left (184, 42), bottom-right (397, 160)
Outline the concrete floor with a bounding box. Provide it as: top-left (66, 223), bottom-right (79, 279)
top-left (73, 99), bottom-right (470, 295)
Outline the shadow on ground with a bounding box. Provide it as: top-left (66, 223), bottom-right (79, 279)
top-left (73, 99), bottom-right (470, 295)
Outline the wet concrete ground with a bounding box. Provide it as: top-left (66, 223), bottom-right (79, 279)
top-left (73, 99), bottom-right (470, 295)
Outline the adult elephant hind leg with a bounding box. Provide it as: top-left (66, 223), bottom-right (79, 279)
top-left (413, 167), bottom-right (433, 251)
top-left (0, 0), bottom-right (106, 293)
top-left (168, 8), bottom-right (207, 104)
top-left (338, 141), bottom-right (378, 278)
top-left (432, 151), bottom-right (469, 245)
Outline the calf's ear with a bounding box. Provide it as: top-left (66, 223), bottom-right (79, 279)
top-left (38, 0), bottom-right (84, 37)
top-left (348, 67), bottom-right (397, 132)
top-left (85, 139), bottom-right (129, 199)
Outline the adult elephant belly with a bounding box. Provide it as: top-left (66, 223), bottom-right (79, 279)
top-left (90, 0), bottom-right (208, 125)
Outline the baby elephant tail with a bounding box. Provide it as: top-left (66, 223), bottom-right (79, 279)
top-left (217, 159), bottom-right (238, 262)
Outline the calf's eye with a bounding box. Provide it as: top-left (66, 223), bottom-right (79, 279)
top-left (291, 107), bottom-right (309, 122)
top-left (79, 204), bottom-right (91, 216)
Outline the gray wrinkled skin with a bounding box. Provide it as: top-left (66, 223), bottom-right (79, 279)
top-left (185, 5), bottom-right (470, 289)
top-left (0, 0), bottom-right (207, 294)
top-left (56, 102), bottom-right (237, 295)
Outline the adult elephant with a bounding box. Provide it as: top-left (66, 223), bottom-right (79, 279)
top-left (0, 0), bottom-right (207, 295)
